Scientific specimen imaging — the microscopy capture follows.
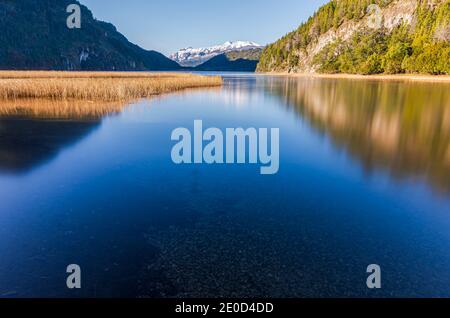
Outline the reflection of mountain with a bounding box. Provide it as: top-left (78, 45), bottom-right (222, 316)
top-left (265, 77), bottom-right (450, 192)
top-left (0, 118), bottom-right (100, 173)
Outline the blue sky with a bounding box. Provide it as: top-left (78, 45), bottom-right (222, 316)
top-left (79, 0), bottom-right (329, 56)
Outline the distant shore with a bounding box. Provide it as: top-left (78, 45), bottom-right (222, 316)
top-left (259, 72), bottom-right (450, 83)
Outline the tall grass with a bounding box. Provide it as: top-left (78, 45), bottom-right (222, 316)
top-left (0, 99), bottom-right (128, 119)
top-left (0, 71), bottom-right (222, 101)
top-left (0, 71), bottom-right (202, 79)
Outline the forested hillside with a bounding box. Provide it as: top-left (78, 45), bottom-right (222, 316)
top-left (0, 0), bottom-right (180, 71)
top-left (257, 0), bottom-right (450, 75)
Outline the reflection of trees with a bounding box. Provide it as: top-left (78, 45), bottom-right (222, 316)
top-left (265, 77), bottom-right (450, 193)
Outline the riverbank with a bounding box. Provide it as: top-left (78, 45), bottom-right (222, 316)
top-left (0, 71), bottom-right (223, 101)
top-left (260, 72), bottom-right (450, 83)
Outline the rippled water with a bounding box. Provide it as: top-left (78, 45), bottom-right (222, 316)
top-left (0, 74), bottom-right (449, 297)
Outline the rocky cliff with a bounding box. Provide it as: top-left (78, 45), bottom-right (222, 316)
top-left (257, 0), bottom-right (450, 74)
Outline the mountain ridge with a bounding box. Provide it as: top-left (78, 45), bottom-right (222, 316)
top-left (171, 41), bottom-right (263, 67)
top-left (0, 0), bottom-right (180, 71)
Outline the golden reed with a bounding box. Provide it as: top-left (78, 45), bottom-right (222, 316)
top-left (0, 71), bottom-right (222, 118)
top-left (0, 99), bottom-right (128, 119)
top-left (0, 71), bottom-right (222, 101)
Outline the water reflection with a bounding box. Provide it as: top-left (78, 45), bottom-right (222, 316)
top-left (0, 99), bottom-right (134, 174)
top-left (0, 75), bottom-right (449, 298)
top-left (263, 77), bottom-right (450, 193)
top-left (0, 99), bottom-right (127, 119)
top-left (0, 118), bottom-right (101, 174)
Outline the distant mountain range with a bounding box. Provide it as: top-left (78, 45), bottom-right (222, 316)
top-left (0, 0), bottom-right (179, 71)
top-left (170, 41), bottom-right (263, 67)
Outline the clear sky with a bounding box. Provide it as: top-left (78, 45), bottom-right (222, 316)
top-left (79, 0), bottom-right (329, 56)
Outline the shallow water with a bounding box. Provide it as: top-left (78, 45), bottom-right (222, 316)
top-left (0, 74), bottom-right (449, 297)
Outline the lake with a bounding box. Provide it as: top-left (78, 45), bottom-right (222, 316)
top-left (0, 73), bottom-right (449, 298)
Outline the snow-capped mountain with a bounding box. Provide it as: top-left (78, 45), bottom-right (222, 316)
top-left (170, 41), bottom-right (263, 67)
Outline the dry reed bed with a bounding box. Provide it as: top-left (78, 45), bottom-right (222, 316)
top-left (0, 71), bottom-right (199, 79)
top-left (0, 72), bottom-right (222, 101)
top-left (0, 99), bottom-right (127, 119)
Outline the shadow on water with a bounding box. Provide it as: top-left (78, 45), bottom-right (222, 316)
top-left (0, 99), bottom-right (129, 174)
top-left (262, 77), bottom-right (450, 193)
top-left (0, 118), bottom-right (101, 174)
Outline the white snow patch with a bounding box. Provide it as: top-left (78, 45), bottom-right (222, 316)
top-left (170, 41), bottom-right (263, 67)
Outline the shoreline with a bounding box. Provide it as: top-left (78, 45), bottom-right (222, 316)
top-left (257, 72), bottom-right (450, 83)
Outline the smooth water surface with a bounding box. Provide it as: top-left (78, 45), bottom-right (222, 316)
top-left (0, 74), bottom-right (449, 297)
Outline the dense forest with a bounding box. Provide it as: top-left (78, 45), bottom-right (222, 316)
top-left (257, 0), bottom-right (450, 75)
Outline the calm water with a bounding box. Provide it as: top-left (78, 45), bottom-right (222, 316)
top-left (0, 74), bottom-right (449, 298)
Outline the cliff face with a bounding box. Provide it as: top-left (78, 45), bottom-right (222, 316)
top-left (0, 0), bottom-right (180, 71)
top-left (302, 0), bottom-right (418, 72)
top-left (257, 0), bottom-right (450, 74)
